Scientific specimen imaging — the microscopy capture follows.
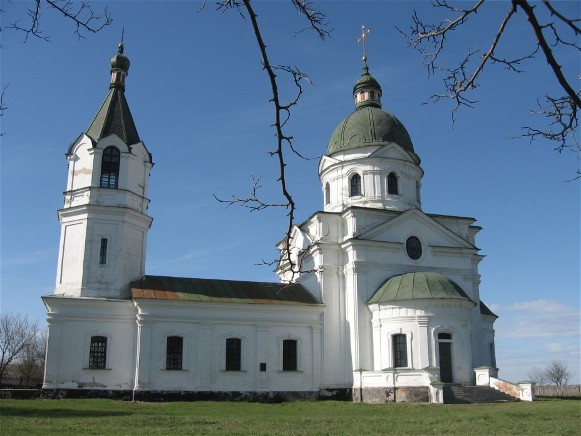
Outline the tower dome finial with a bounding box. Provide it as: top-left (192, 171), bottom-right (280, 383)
top-left (354, 26), bottom-right (382, 109)
top-left (110, 36), bottom-right (130, 89)
top-left (358, 25), bottom-right (371, 65)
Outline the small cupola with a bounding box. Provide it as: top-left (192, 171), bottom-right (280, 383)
top-left (353, 63), bottom-right (382, 109)
top-left (110, 42), bottom-right (130, 89)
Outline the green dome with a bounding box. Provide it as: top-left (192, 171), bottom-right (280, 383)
top-left (327, 106), bottom-right (414, 155)
top-left (110, 43), bottom-right (130, 74)
top-left (368, 272), bottom-right (474, 304)
top-left (354, 65), bottom-right (381, 108)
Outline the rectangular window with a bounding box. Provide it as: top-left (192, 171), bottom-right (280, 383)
top-left (282, 339), bottom-right (298, 371)
top-left (225, 338), bottom-right (241, 371)
top-left (166, 336), bottom-right (183, 370)
top-left (89, 336), bottom-right (107, 369)
top-left (99, 238), bottom-right (108, 265)
top-left (393, 334), bottom-right (408, 368)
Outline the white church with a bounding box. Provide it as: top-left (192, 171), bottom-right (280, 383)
top-left (42, 43), bottom-right (528, 403)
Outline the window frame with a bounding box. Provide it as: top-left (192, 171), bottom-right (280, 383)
top-left (392, 333), bottom-right (408, 368)
top-left (165, 336), bottom-right (184, 371)
top-left (100, 146), bottom-right (121, 189)
top-left (99, 238), bottom-right (108, 265)
top-left (225, 337), bottom-right (242, 371)
top-left (282, 339), bottom-right (298, 371)
top-left (405, 236), bottom-right (423, 260)
top-left (350, 173), bottom-right (362, 197)
top-left (324, 182), bottom-right (331, 205)
top-left (88, 335), bottom-right (108, 370)
top-left (387, 172), bottom-right (399, 195)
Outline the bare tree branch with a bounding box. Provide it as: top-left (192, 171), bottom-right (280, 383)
top-left (399, 0), bottom-right (580, 157)
top-left (214, 176), bottom-right (288, 211)
top-left (290, 0), bottom-right (331, 40)
top-left (543, 360), bottom-right (573, 385)
top-left (8, 0), bottom-right (112, 41)
top-left (214, 0), bottom-right (328, 281)
top-left (0, 313), bottom-right (39, 385)
top-left (515, 0), bottom-right (580, 108)
top-left (0, 84), bottom-right (7, 137)
top-left (542, 0), bottom-right (581, 35)
top-left (520, 92), bottom-right (580, 160)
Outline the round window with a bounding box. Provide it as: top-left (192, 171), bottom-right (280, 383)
top-left (406, 236), bottom-right (422, 260)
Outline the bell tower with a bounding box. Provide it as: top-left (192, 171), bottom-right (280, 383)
top-left (55, 43), bottom-right (153, 299)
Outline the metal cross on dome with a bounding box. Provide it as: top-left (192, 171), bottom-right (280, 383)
top-left (358, 25), bottom-right (371, 64)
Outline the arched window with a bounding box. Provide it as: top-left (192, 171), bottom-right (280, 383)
top-left (166, 336), bottom-right (183, 370)
top-left (225, 337), bottom-right (241, 371)
top-left (392, 334), bottom-right (408, 368)
top-left (282, 339), bottom-right (298, 371)
top-left (100, 146), bottom-right (120, 189)
top-left (350, 173), bottom-right (361, 197)
top-left (325, 183), bottom-right (331, 205)
top-left (88, 336), bottom-right (107, 369)
top-left (388, 172), bottom-right (398, 195)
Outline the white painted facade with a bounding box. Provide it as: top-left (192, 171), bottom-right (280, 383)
top-left (43, 49), bottom-right (497, 401)
top-left (55, 132), bottom-right (152, 299)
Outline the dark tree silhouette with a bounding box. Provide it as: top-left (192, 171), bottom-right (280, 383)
top-left (212, 0), bottom-right (330, 279)
top-left (5, 0), bottom-right (112, 41)
top-left (544, 360), bottom-right (573, 385)
top-left (0, 313), bottom-right (39, 385)
top-left (398, 0), bottom-right (579, 157)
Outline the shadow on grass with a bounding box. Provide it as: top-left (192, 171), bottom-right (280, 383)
top-left (0, 407), bottom-right (132, 418)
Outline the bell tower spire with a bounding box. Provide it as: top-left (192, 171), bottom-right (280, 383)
top-left (54, 43), bottom-right (153, 299)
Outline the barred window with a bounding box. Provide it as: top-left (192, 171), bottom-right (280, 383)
top-left (166, 336), bottom-right (183, 370)
top-left (225, 338), bottom-right (241, 371)
top-left (89, 336), bottom-right (107, 369)
top-left (282, 339), bottom-right (298, 371)
top-left (99, 238), bottom-right (108, 265)
top-left (350, 174), bottom-right (361, 197)
top-left (388, 172), bottom-right (398, 195)
top-left (393, 334), bottom-right (408, 368)
top-left (100, 146), bottom-right (120, 189)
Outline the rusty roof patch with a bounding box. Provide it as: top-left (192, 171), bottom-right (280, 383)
top-left (130, 275), bottom-right (320, 306)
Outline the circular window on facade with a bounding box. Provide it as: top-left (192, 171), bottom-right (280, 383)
top-left (406, 236), bottom-right (422, 260)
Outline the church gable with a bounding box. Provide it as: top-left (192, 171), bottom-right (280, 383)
top-left (368, 142), bottom-right (418, 163)
top-left (357, 208), bottom-right (476, 250)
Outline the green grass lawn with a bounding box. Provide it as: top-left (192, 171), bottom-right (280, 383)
top-left (1, 397), bottom-right (579, 435)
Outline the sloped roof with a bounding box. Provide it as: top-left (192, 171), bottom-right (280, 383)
top-left (86, 87), bottom-right (140, 146)
top-left (327, 106), bottom-right (414, 156)
top-left (368, 271), bottom-right (474, 305)
top-left (479, 300), bottom-right (498, 318)
top-left (131, 275), bottom-right (320, 306)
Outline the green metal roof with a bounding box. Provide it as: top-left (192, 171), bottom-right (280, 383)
top-left (85, 87), bottom-right (141, 146)
top-left (353, 64), bottom-right (382, 109)
top-left (327, 106), bottom-right (414, 156)
top-left (131, 275), bottom-right (321, 306)
top-left (368, 271), bottom-right (474, 304)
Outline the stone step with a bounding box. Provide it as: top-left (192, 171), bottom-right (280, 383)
top-left (443, 385), bottom-right (519, 404)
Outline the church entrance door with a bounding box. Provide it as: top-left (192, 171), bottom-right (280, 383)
top-left (438, 333), bottom-right (453, 383)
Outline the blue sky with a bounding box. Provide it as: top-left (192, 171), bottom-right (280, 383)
top-left (1, 1), bottom-right (579, 384)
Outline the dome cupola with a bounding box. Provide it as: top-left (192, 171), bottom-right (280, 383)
top-left (110, 42), bottom-right (130, 89)
top-left (354, 64), bottom-right (382, 109)
top-left (326, 64), bottom-right (415, 156)
top-left (319, 28), bottom-right (423, 214)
